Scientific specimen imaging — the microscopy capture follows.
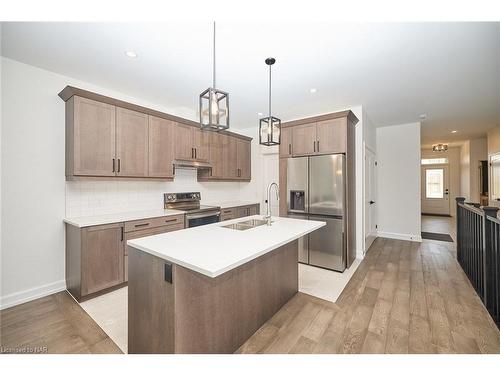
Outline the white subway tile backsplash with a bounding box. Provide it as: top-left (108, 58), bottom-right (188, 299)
top-left (65, 168), bottom-right (244, 218)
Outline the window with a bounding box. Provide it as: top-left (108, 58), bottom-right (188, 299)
top-left (491, 154), bottom-right (500, 200)
top-left (421, 158), bottom-right (448, 165)
top-left (426, 169), bottom-right (444, 198)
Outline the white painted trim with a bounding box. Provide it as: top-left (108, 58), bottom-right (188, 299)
top-left (0, 280), bottom-right (66, 310)
top-left (356, 250), bottom-right (365, 260)
top-left (377, 231), bottom-right (422, 243)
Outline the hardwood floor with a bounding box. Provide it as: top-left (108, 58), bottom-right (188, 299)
top-left (0, 291), bottom-right (122, 354)
top-left (237, 237), bottom-right (500, 354)
top-left (2, 235), bottom-right (499, 354)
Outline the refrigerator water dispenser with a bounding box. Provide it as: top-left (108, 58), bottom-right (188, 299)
top-left (290, 190), bottom-right (305, 211)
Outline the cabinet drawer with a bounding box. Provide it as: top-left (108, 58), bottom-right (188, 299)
top-left (220, 208), bottom-right (236, 221)
top-left (124, 222), bottom-right (185, 255)
top-left (124, 214), bottom-right (184, 232)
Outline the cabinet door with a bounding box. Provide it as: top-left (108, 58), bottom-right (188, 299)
top-left (174, 123), bottom-right (194, 160)
top-left (237, 206), bottom-right (250, 218)
top-left (316, 118), bottom-right (347, 154)
top-left (237, 138), bottom-right (251, 180)
top-left (249, 204), bottom-right (259, 215)
top-left (208, 132), bottom-right (224, 178)
top-left (148, 116), bottom-right (174, 178)
top-left (279, 127), bottom-right (293, 158)
top-left (81, 223), bottom-right (124, 296)
top-left (116, 107), bottom-right (149, 177)
top-left (223, 135), bottom-right (238, 179)
top-left (292, 123), bottom-right (317, 156)
top-left (72, 96), bottom-right (116, 176)
top-left (194, 129), bottom-right (210, 161)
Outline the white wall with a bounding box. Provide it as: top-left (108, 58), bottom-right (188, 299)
top-left (0, 57), bottom-right (248, 308)
top-left (487, 126), bottom-right (500, 156)
top-left (421, 146), bottom-right (461, 216)
top-left (376, 122), bottom-right (421, 241)
top-left (460, 141), bottom-right (471, 201)
top-left (469, 138), bottom-right (487, 203)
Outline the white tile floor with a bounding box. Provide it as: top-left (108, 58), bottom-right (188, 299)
top-left (79, 259), bottom-right (360, 353)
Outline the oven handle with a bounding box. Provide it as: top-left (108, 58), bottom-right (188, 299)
top-left (186, 211), bottom-right (221, 220)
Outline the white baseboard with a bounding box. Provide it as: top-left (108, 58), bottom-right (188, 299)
top-left (0, 280), bottom-right (66, 310)
top-left (377, 231), bottom-right (422, 243)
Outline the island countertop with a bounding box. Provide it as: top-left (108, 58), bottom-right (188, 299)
top-left (127, 215), bottom-right (325, 278)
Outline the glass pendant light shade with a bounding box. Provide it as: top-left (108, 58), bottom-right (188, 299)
top-left (259, 57), bottom-right (280, 146)
top-left (199, 21), bottom-right (230, 131)
top-left (200, 87), bottom-right (229, 131)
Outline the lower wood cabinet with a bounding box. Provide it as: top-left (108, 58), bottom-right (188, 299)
top-left (220, 204), bottom-right (260, 221)
top-left (65, 214), bottom-right (185, 301)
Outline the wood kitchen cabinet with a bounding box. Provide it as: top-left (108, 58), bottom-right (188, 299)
top-left (279, 127), bottom-right (293, 158)
top-left (116, 107), bottom-right (149, 177)
top-left (173, 123), bottom-right (210, 162)
top-left (236, 138), bottom-right (251, 180)
top-left (66, 96), bottom-right (116, 177)
top-left (65, 213), bottom-right (185, 301)
top-left (60, 87), bottom-right (252, 182)
top-left (148, 116), bottom-right (174, 178)
top-left (286, 117), bottom-right (347, 157)
top-left (66, 222), bottom-right (125, 300)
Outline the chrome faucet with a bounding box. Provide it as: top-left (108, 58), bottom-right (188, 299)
top-left (265, 182), bottom-right (279, 226)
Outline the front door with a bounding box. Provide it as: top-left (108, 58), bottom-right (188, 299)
top-left (421, 165), bottom-right (450, 215)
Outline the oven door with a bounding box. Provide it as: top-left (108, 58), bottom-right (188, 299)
top-left (186, 211), bottom-right (221, 228)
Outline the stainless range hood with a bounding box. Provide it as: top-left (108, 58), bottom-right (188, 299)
top-left (173, 159), bottom-right (212, 170)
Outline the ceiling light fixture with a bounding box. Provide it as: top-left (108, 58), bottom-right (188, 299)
top-left (125, 51), bottom-right (138, 58)
top-left (419, 114), bottom-right (427, 120)
top-left (432, 143), bottom-right (448, 152)
top-left (259, 58), bottom-right (281, 146)
top-left (199, 21), bottom-right (229, 131)
top-left (258, 112), bottom-right (263, 116)
top-left (310, 88), bottom-right (317, 93)
top-left (451, 130), bottom-right (457, 133)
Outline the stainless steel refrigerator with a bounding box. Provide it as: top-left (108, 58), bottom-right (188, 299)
top-left (287, 154), bottom-right (346, 272)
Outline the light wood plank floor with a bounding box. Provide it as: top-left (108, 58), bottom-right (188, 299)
top-left (0, 291), bottom-right (122, 354)
top-left (237, 238), bottom-right (500, 354)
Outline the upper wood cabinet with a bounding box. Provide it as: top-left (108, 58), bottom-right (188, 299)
top-left (116, 107), bottom-right (149, 177)
top-left (284, 116), bottom-right (348, 157)
top-left (279, 127), bottom-right (293, 158)
top-left (291, 123), bottom-right (317, 156)
top-left (61, 87), bottom-right (252, 181)
top-left (236, 138), bottom-right (251, 180)
top-left (315, 118), bottom-right (347, 154)
top-left (148, 116), bottom-right (174, 178)
top-left (68, 96), bottom-right (116, 177)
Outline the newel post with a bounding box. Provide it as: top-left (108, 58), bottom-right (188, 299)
top-left (456, 197), bottom-right (466, 263)
top-left (481, 205), bottom-right (499, 304)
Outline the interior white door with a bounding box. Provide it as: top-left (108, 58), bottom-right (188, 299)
top-left (262, 153), bottom-right (280, 216)
top-left (364, 146), bottom-right (377, 252)
top-left (421, 164), bottom-right (450, 215)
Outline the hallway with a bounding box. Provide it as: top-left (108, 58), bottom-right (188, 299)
top-left (421, 215), bottom-right (456, 242)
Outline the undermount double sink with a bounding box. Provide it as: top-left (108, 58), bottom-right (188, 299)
top-left (221, 218), bottom-right (272, 231)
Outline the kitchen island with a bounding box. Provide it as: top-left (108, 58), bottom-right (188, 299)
top-left (127, 215), bottom-right (325, 354)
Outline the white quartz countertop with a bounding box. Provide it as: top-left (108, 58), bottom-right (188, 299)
top-left (64, 209), bottom-right (185, 228)
top-left (127, 215), bottom-right (325, 278)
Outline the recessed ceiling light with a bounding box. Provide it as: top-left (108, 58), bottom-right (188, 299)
top-left (309, 88), bottom-right (317, 93)
top-left (125, 51), bottom-right (138, 59)
top-left (419, 114), bottom-right (427, 120)
top-left (451, 130), bottom-right (457, 133)
top-left (258, 112), bottom-right (263, 116)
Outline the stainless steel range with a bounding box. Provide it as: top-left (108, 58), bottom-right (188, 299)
top-left (164, 192), bottom-right (220, 228)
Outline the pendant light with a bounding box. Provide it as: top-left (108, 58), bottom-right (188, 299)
top-left (199, 21), bottom-right (229, 131)
top-left (259, 57), bottom-right (281, 146)
top-left (432, 143), bottom-right (448, 152)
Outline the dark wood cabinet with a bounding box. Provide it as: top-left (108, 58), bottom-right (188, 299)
top-left (279, 127), bottom-right (293, 158)
top-left (236, 138), bottom-right (251, 180)
top-left (148, 116), bottom-right (174, 178)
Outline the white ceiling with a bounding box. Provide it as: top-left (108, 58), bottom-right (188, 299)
top-left (1, 22), bottom-right (499, 144)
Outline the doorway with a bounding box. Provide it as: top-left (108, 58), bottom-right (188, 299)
top-left (421, 164), bottom-right (450, 215)
top-left (364, 145), bottom-right (377, 252)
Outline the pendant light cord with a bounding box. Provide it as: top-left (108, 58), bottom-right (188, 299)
top-left (268, 64), bottom-right (272, 118)
top-left (213, 21), bottom-right (216, 88)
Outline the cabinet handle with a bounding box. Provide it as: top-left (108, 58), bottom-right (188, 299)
top-left (164, 218), bottom-right (177, 223)
top-left (112, 158), bottom-right (116, 173)
top-left (121, 226), bottom-right (124, 242)
top-left (117, 159), bottom-right (121, 173)
top-left (317, 140), bottom-right (319, 152)
top-left (289, 144), bottom-right (291, 155)
top-left (195, 148), bottom-right (197, 159)
top-left (191, 148), bottom-right (194, 159)
top-left (134, 223), bottom-right (149, 228)
top-left (313, 141), bottom-right (316, 152)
